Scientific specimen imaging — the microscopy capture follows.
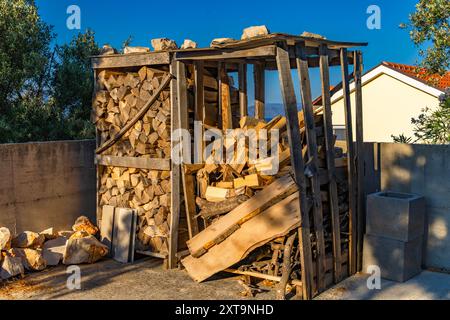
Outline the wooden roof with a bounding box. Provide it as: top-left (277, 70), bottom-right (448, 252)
top-left (91, 33), bottom-right (367, 69)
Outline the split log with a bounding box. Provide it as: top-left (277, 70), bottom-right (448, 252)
top-left (196, 195), bottom-right (250, 219)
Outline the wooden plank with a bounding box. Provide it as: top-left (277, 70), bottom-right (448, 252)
top-left (254, 63), bottom-right (265, 119)
top-left (354, 50), bottom-right (365, 272)
top-left (186, 174), bottom-right (297, 257)
top-left (112, 207), bottom-right (137, 263)
top-left (169, 61), bottom-right (181, 269)
top-left (136, 250), bottom-right (167, 259)
top-left (238, 63), bottom-right (248, 117)
top-left (95, 155), bottom-right (170, 171)
top-left (275, 44), bottom-right (314, 300)
top-left (96, 73), bottom-right (173, 154)
top-left (295, 42), bottom-right (326, 294)
top-left (319, 44), bottom-right (342, 283)
top-left (100, 205), bottom-right (115, 255)
top-left (340, 48), bottom-right (357, 275)
top-left (194, 61), bottom-right (205, 164)
top-left (91, 51), bottom-right (170, 69)
top-left (175, 45), bottom-right (277, 61)
top-left (220, 63), bottom-right (232, 130)
top-left (182, 192), bottom-right (301, 282)
top-left (184, 173), bottom-right (199, 239)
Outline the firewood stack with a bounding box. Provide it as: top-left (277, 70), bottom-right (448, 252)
top-left (93, 66), bottom-right (178, 255)
top-left (186, 110), bottom-right (350, 294)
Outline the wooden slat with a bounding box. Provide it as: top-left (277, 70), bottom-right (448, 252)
top-left (95, 73), bottom-right (173, 154)
top-left (254, 63), bottom-right (265, 119)
top-left (354, 50), bottom-right (365, 272)
top-left (169, 61), bottom-right (181, 269)
top-left (186, 174), bottom-right (297, 258)
top-left (319, 44), bottom-right (342, 282)
top-left (95, 155), bottom-right (170, 170)
top-left (91, 52), bottom-right (170, 69)
top-left (220, 63), bottom-right (232, 130)
top-left (183, 174), bottom-right (199, 239)
top-left (340, 48), bottom-right (357, 275)
top-left (275, 44), bottom-right (314, 300)
top-left (175, 45), bottom-right (277, 61)
top-left (194, 61), bottom-right (205, 164)
top-left (238, 63), bottom-right (248, 117)
top-left (295, 42), bottom-right (326, 294)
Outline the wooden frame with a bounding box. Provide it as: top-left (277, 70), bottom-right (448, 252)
top-left (91, 35), bottom-right (366, 296)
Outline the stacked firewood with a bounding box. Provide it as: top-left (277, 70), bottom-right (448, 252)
top-left (188, 111), bottom-right (350, 296)
top-left (93, 66), bottom-right (174, 254)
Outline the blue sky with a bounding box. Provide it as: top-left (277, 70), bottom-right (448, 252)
top-left (36, 0), bottom-right (422, 103)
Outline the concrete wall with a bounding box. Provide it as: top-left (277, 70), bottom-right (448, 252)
top-left (332, 73), bottom-right (440, 142)
top-left (364, 143), bottom-right (450, 271)
top-left (0, 140), bottom-right (96, 234)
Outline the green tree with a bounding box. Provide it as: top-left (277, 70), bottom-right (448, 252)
top-left (411, 90), bottom-right (450, 144)
top-left (0, 0), bottom-right (54, 142)
top-left (51, 29), bottom-right (100, 140)
top-left (401, 0), bottom-right (450, 75)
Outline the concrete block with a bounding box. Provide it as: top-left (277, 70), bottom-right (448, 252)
top-left (366, 191), bottom-right (425, 241)
top-left (363, 234), bottom-right (422, 282)
top-left (100, 205), bottom-right (115, 254)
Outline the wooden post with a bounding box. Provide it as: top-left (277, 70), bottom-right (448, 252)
top-left (254, 63), bottom-right (265, 119)
top-left (220, 63), bottom-right (232, 130)
top-left (340, 48), bottom-right (357, 275)
top-left (276, 43), bottom-right (313, 300)
top-left (354, 50), bottom-right (364, 272)
top-left (194, 61), bottom-right (205, 163)
top-left (238, 63), bottom-right (248, 117)
top-left (168, 60), bottom-right (182, 268)
top-left (295, 42), bottom-right (326, 293)
top-left (319, 44), bottom-right (342, 282)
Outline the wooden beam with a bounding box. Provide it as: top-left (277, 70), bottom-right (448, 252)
top-left (295, 42), bottom-right (326, 294)
top-left (319, 44), bottom-right (342, 283)
top-left (95, 155), bottom-right (170, 171)
top-left (354, 50), bottom-right (365, 272)
top-left (340, 48), bottom-right (357, 275)
top-left (254, 63), bottom-right (265, 119)
top-left (220, 63), bottom-right (232, 130)
top-left (168, 61), bottom-right (181, 269)
top-left (91, 52), bottom-right (170, 69)
top-left (194, 61), bottom-right (205, 163)
top-left (175, 45), bottom-right (277, 61)
top-left (275, 43), bottom-right (314, 300)
top-left (238, 63), bottom-right (248, 117)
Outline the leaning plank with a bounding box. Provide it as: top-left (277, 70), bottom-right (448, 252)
top-left (186, 174), bottom-right (297, 258)
top-left (96, 73), bottom-right (173, 154)
top-left (354, 50), bottom-right (365, 271)
top-left (296, 42), bottom-right (326, 293)
top-left (169, 61), bottom-right (181, 269)
top-left (254, 63), bottom-right (265, 119)
top-left (112, 207), bottom-right (137, 263)
top-left (238, 63), bottom-right (248, 117)
top-left (182, 192), bottom-right (301, 282)
top-left (96, 155), bottom-right (170, 170)
top-left (340, 48), bottom-right (357, 275)
top-left (319, 44), bottom-right (342, 282)
top-left (276, 44), bottom-right (314, 300)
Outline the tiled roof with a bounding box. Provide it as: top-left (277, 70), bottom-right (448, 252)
top-left (382, 61), bottom-right (450, 90)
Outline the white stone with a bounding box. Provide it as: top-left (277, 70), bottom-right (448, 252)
top-left (63, 236), bottom-right (108, 265)
top-left (10, 248), bottom-right (47, 271)
top-left (210, 38), bottom-right (235, 47)
top-left (0, 227), bottom-right (11, 251)
top-left (151, 38), bottom-right (178, 51)
top-left (300, 31), bottom-right (326, 39)
top-left (181, 39), bottom-right (197, 49)
top-left (11, 231), bottom-right (45, 249)
top-left (0, 255), bottom-right (24, 280)
top-left (100, 44), bottom-right (116, 55)
top-left (123, 46), bottom-right (150, 54)
top-left (241, 25), bottom-right (269, 40)
top-left (42, 236), bottom-right (67, 266)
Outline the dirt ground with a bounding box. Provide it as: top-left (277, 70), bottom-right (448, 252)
top-left (1, 257), bottom-right (449, 300)
top-left (0, 257), bottom-right (274, 300)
